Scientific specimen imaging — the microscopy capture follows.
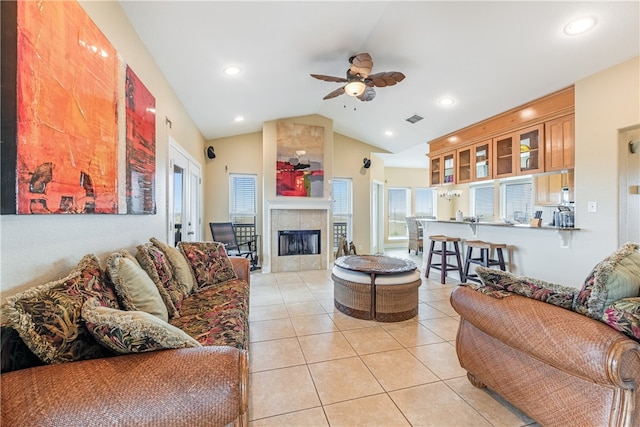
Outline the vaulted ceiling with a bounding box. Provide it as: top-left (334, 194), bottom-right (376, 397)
top-left (119, 1), bottom-right (639, 168)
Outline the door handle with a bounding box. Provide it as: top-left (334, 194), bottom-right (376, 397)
top-left (188, 231), bottom-right (195, 235)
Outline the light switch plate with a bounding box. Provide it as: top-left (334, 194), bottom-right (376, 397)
top-left (587, 201), bottom-right (597, 213)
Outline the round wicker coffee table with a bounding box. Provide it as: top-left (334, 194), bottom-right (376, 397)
top-left (333, 255), bottom-right (420, 322)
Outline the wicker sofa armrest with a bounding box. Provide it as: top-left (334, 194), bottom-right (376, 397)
top-left (230, 256), bottom-right (250, 285)
top-left (1, 346), bottom-right (249, 427)
top-left (450, 285), bottom-right (640, 389)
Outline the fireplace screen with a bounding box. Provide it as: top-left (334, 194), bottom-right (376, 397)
top-left (278, 230), bottom-right (321, 256)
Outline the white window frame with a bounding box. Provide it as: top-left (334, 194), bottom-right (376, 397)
top-left (500, 177), bottom-right (534, 223)
top-left (415, 187), bottom-right (435, 218)
top-left (388, 187), bottom-right (411, 239)
top-left (229, 174), bottom-right (257, 225)
top-left (332, 178), bottom-right (353, 247)
top-left (470, 182), bottom-right (495, 222)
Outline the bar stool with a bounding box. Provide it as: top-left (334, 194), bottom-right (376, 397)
top-left (425, 235), bottom-right (464, 284)
top-left (463, 240), bottom-right (507, 284)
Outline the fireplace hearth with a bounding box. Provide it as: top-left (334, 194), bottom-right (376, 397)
top-left (278, 230), bottom-right (321, 256)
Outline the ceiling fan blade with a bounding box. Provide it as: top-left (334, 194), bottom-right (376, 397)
top-left (323, 86), bottom-right (346, 100)
top-left (357, 87), bottom-right (376, 102)
top-left (366, 71), bottom-right (406, 88)
top-left (310, 74), bottom-right (348, 83)
top-left (349, 52), bottom-right (373, 78)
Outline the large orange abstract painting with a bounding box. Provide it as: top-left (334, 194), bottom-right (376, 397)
top-left (7, 1), bottom-right (119, 214)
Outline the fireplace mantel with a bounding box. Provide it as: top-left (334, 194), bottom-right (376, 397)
top-left (263, 198), bottom-right (332, 272)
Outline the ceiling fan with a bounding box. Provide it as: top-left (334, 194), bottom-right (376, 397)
top-left (310, 52), bottom-right (405, 102)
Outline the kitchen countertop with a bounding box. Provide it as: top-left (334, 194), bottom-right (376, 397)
top-left (417, 219), bottom-right (580, 231)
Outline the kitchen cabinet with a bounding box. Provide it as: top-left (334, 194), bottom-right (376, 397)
top-left (517, 124), bottom-right (544, 175)
top-left (457, 139), bottom-right (492, 183)
top-left (492, 133), bottom-right (516, 178)
top-left (429, 151), bottom-right (456, 186)
top-left (493, 125), bottom-right (544, 178)
top-left (545, 114), bottom-right (575, 171)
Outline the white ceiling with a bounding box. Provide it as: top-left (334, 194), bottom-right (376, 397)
top-left (119, 1), bottom-right (639, 168)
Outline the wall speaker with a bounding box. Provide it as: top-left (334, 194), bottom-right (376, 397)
top-left (206, 146), bottom-right (216, 159)
top-left (363, 158), bottom-right (371, 169)
top-left (630, 139), bottom-right (640, 154)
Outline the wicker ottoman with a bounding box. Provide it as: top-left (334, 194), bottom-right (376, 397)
top-left (332, 265), bottom-right (421, 322)
top-left (375, 270), bottom-right (422, 322)
top-left (332, 266), bottom-right (373, 320)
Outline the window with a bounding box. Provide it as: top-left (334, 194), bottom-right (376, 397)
top-left (388, 187), bottom-right (410, 239)
top-left (332, 178), bottom-right (352, 249)
top-left (471, 184), bottom-right (494, 222)
top-left (502, 180), bottom-right (533, 223)
top-left (229, 174), bottom-right (256, 225)
top-left (415, 188), bottom-right (435, 218)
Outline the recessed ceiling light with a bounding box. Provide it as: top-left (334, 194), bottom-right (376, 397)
top-left (438, 97), bottom-right (455, 107)
top-left (234, 116), bottom-right (244, 122)
top-left (385, 130), bottom-right (393, 136)
top-left (564, 16), bottom-right (596, 35)
top-left (223, 65), bottom-right (241, 76)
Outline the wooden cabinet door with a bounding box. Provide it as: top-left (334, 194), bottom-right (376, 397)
top-left (545, 114), bottom-right (575, 171)
top-left (473, 140), bottom-right (492, 181)
top-left (492, 133), bottom-right (516, 178)
top-left (430, 156), bottom-right (442, 186)
top-left (516, 124), bottom-right (544, 174)
top-left (457, 147), bottom-right (473, 184)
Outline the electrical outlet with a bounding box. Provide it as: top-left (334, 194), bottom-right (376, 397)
top-left (587, 201), bottom-right (597, 213)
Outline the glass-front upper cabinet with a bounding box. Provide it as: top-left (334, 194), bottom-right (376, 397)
top-left (443, 153), bottom-right (455, 184)
top-left (430, 156), bottom-right (442, 186)
top-left (493, 133), bottom-right (515, 178)
top-left (473, 140), bottom-right (492, 181)
top-left (457, 147), bottom-right (472, 184)
top-left (517, 124), bottom-right (544, 174)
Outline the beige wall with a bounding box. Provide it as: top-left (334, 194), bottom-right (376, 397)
top-left (1, 1), bottom-right (206, 297)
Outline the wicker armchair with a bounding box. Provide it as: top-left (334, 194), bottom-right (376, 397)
top-left (405, 217), bottom-right (423, 255)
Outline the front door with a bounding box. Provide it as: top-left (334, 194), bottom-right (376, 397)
top-left (168, 139), bottom-right (202, 246)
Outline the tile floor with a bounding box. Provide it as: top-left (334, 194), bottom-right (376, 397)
top-left (248, 249), bottom-right (537, 427)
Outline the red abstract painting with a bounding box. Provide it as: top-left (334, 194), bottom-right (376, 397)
top-left (14, 1), bottom-right (119, 214)
top-left (125, 66), bottom-right (156, 214)
top-left (276, 123), bottom-right (324, 197)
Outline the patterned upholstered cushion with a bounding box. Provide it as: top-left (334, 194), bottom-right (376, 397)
top-left (602, 297), bottom-right (640, 341)
top-left (178, 278), bottom-right (249, 317)
top-left (136, 243), bottom-right (182, 318)
top-left (169, 308), bottom-right (248, 350)
top-left (459, 282), bottom-right (513, 299)
top-left (177, 242), bottom-right (238, 291)
top-left (106, 251), bottom-right (168, 322)
top-left (82, 299), bottom-right (201, 354)
top-left (150, 237), bottom-right (195, 296)
top-left (475, 267), bottom-right (577, 309)
top-left (1, 254), bottom-right (118, 364)
top-left (574, 243), bottom-right (640, 319)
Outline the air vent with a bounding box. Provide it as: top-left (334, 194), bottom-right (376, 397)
top-left (405, 114), bottom-right (424, 124)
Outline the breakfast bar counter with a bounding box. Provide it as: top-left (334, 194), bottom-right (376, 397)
top-left (416, 219), bottom-right (582, 284)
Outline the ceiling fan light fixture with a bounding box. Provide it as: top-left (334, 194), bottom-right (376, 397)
top-left (344, 80), bottom-right (366, 97)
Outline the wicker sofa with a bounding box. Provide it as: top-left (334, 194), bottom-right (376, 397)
top-left (1, 239), bottom-right (250, 427)
top-left (450, 243), bottom-right (640, 426)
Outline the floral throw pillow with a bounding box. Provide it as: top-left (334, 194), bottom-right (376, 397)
top-left (475, 266), bottom-right (577, 310)
top-left (601, 297), bottom-right (640, 341)
top-left (150, 237), bottom-right (195, 296)
top-left (177, 242), bottom-right (238, 291)
top-left (2, 254), bottom-right (118, 364)
top-left (136, 243), bottom-right (183, 318)
top-left (82, 299), bottom-right (201, 354)
top-left (574, 243), bottom-right (640, 319)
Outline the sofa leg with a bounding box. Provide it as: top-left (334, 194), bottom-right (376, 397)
top-left (467, 372), bottom-right (486, 389)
